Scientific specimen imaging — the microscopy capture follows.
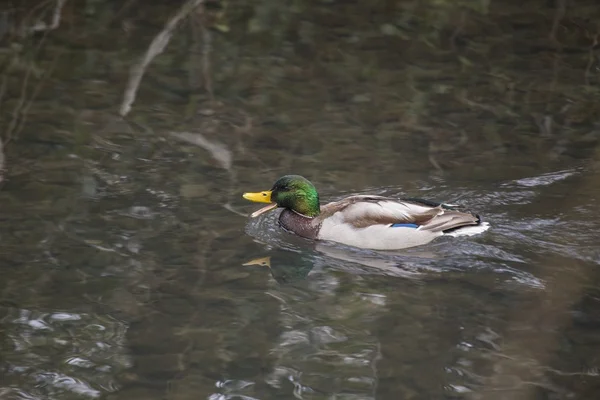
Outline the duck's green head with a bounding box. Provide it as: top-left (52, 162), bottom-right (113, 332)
top-left (243, 175), bottom-right (320, 218)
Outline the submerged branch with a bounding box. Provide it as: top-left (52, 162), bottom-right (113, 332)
top-left (200, 13), bottom-right (213, 101)
top-left (0, 138), bottom-right (4, 184)
top-left (585, 32), bottom-right (599, 86)
top-left (50, 0), bottom-right (67, 30)
top-left (26, 0), bottom-right (67, 34)
top-left (549, 0), bottom-right (566, 42)
top-left (169, 130), bottom-right (245, 217)
top-left (169, 131), bottom-right (231, 170)
top-left (120, 0), bottom-right (205, 116)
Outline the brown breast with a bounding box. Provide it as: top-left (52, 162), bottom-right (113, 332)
top-left (278, 209), bottom-right (320, 239)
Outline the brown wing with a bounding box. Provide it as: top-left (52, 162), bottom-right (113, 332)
top-left (401, 198), bottom-right (481, 232)
top-left (318, 195), bottom-right (479, 232)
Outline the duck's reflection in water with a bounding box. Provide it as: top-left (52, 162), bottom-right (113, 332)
top-left (243, 241), bottom-right (444, 284)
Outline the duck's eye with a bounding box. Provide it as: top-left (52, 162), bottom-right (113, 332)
top-left (262, 193), bottom-right (267, 197)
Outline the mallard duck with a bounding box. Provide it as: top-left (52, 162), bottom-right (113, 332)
top-left (243, 175), bottom-right (489, 250)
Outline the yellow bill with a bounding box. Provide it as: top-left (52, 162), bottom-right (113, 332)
top-left (242, 256), bottom-right (271, 268)
top-left (243, 190), bottom-right (278, 217)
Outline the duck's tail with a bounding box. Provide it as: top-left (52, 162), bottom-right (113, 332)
top-left (444, 219), bottom-right (490, 237)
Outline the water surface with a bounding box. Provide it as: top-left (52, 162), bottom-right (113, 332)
top-left (1, 1), bottom-right (600, 399)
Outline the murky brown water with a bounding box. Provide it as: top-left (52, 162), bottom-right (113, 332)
top-left (1, 1), bottom-right (600, 399)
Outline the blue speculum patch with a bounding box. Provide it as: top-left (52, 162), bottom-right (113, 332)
top-left (390, 223), bottom-right (419, 228)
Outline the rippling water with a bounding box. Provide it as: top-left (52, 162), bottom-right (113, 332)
top-left (5, 163), bottom-right (598, 400)
top-left (2, 1), bottom-right (600, 399)
top-left (239, 167), bottom-right (600, 399)
top-left (1, 309), bottom-right (128, 399)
